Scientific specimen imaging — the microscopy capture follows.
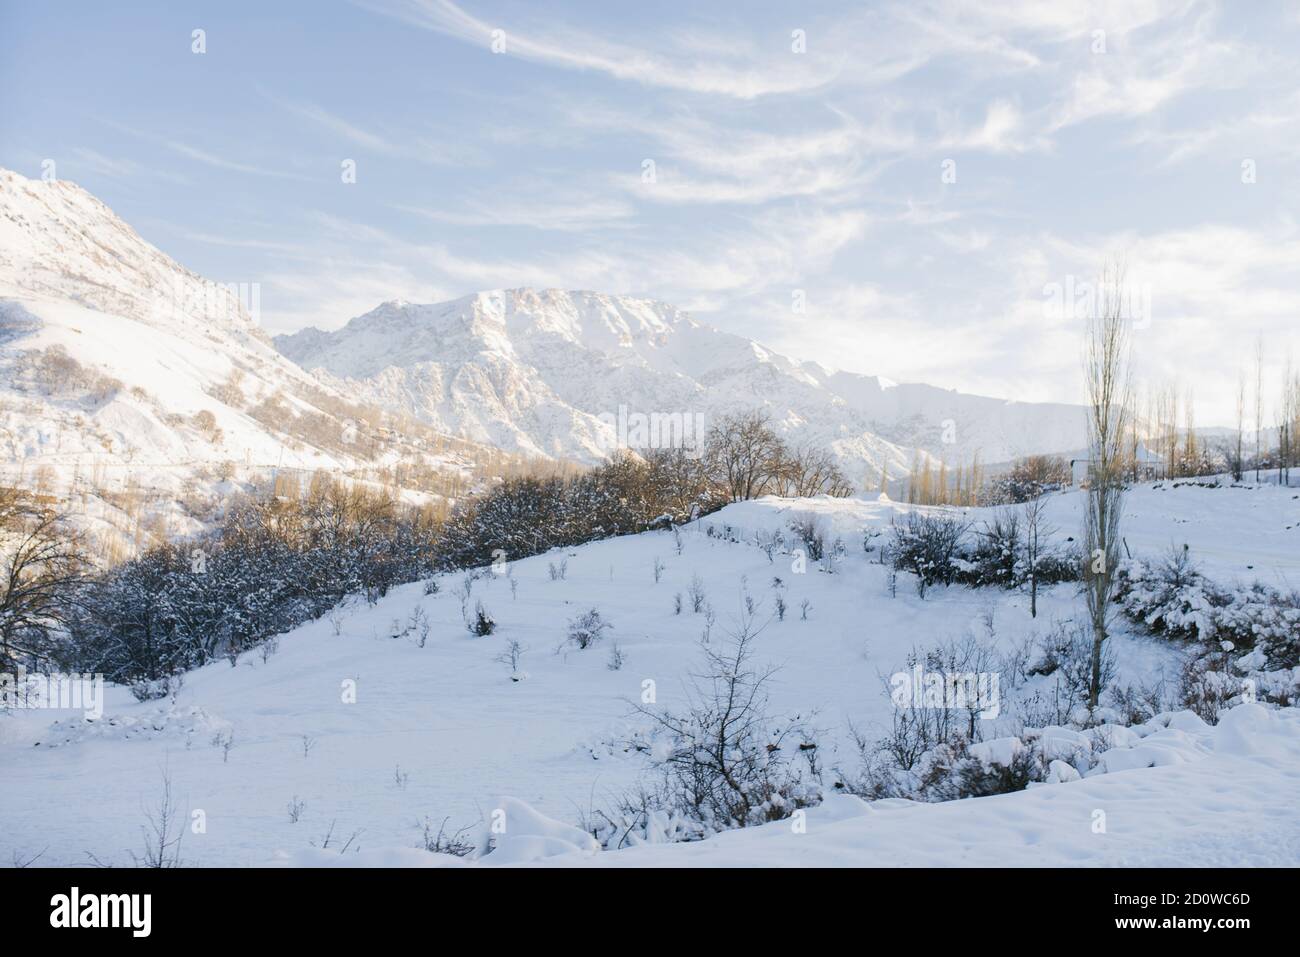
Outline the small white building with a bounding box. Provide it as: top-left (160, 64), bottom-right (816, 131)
top-left (1070, 443), bottom-right (1166, 485)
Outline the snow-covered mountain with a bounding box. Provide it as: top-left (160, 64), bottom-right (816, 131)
top-left (0, 164), bottom-right (1090, 543)
top-left (0, 168), bottom-right (480, 550)
top-left (276, 289), bottom-right (1091, 485)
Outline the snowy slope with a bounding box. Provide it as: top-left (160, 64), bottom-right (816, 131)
top-left (0, 169), bottom-right (481, 545)
top-left (291, 704), bottom-right (1300, 867)
top-left (3, 482), bottom-right (1294, 867)
top-left (276, 289), bottom-right (1091, 484)
top-left (541, 704), bottom-right (1300, 867)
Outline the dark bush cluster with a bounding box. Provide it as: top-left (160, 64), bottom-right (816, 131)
top-left (62, 478), bottom-right (440, 689)
top-left (888, 511), bottom-right (972, 596)
top-left (435, 451), bottom-right (726, 570)
top-left (889, 510), bottom-right (1079, 598)
top-left (39, 450), bottom-right (730, 688)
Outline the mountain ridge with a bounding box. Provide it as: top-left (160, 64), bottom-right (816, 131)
top-left (277, 287), bottom-right (1091, 482)
top-left (0, 168), bottom-right (490, 553)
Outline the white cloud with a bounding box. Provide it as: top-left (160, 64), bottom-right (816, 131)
top-left (1048, 9), bottom-right (1257, 131)
top-left (68, 148), bottom-right (190, 185)
top-left (939, 99), bottom-right (1044, 153)
top-left (392, 194), bottom-right (636, 232)
top-left (103, 121), bottom-right (308, 180)
top-left (270, 98), bottom-right (396, 153)
top-left (358, 0), bottom-right (837, 99)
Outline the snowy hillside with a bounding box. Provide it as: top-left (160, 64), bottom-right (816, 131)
top-left (581, 703), bottom-right (1300, 867)
top-left (3, 481), bottom-right (1295, 867)
top-left (276, 289), bottom-right (1091, 484)
top-left (0, 169), bottom-right (489, 549)
top-left (298, 704), bottom-right (1300, 867)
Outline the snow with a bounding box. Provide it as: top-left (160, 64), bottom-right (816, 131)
top-left (0, 168), bottom-right (486, 552)
top-left (520, 703), bottom-right (1300, 867)
top-left (472, 796), bottom-right (601, 865)
top-left (968, 736), bottom-right (1025, 766)
top-left (1044, 759), bottom-right (1080, 783)
top-left (274, 288), bottom-right (1094, 479)
top-left (285, 704), bottom-right (1300, 868)
top-left (711, 483), bottom-right (1300, 582)
top-left (1, 168), bottom-right (1297, 869)
top-left (3, 486), bottom-right (1295, 868)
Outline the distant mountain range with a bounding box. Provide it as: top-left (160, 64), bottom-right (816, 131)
top-left (0, 166), bottom-right (1092, 542)
top-left (276, 289), bottom-right (1092, 484)
top-left (0, 168), bottom-right (486, 550)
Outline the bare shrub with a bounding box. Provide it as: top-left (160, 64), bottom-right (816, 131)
top-left (211, 730), bottom-right (234, 763)
top-left (418, 817), bottom-right (475, 857)
top-left (495, 638), bottom-right (527, 679)
top-left (566, 608), bottom-right (611, 650)
top-left (626, 609), bottom-right (821, 833)
top-left (193, 409), bottom-right (223, 443)
top-left (129, 772), bottom-right (185, 868)
top-left (469, 601), bottom-right (495, 637)
top-left (789, 513), bottom-right (827, 562)
top-left (409, 606), bottom-right (430, 647)
top-left (210, 369), bottom-right (247, 407)
top-left (688, 573), bottom-right (707, 613)
top-left (771, 577), bottom-right (787, 621)
top-left (890, 511), bottom-right (972, 598)
top-left (1179, 656), bottom-right (1239, 725)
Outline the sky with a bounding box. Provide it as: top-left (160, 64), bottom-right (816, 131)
top-left (2, 0), bottom-right (1299, 425)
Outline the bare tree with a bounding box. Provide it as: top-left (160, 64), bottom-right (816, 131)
top-left (1230, 369), bottom-right (1246, 482)
top-left (1280, 357), bottom-right (1299, 486)
top-left (1154, 384), bottom-right (1178, 478)
top-left (0, 489), bottom-right (85, 669)
top-left (1081, 266), bottom-right (1132, 709)
top-left (705, 410), bottom-right (786, 501)
top-left (1021, 492), bottom-right (1054, 619)
top-left (772, 442), bottom-right (852, 497)
top-left (642, 448), bottom-right (717, 519)
top-left (1254, 334), bottom-right (1264, 482)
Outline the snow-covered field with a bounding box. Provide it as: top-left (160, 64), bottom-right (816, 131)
top-left (3, 482), bottom-right (1297, 868)
top-left (289, 704), bottom-right (1300, 868)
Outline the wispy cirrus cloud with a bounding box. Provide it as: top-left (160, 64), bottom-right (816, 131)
top-left (1046, 8), bottom-right (1258, 132)
top-left (937, 99), bottom-right (1046, 154)
top-left (355, 0), bottom-right (837, 98)
top-left (165, 140), bottom-right (300, 178)
top-left (103, 120), bottom-right (309, 180)
top-left (265, 94), bottom-right (484, 166)
top-left (268, 97), bottom-right (396, 153)
top-left (20, 0), bottom-right (1295, 424)
top-left (1134, 90), bottom-right (1300, 165)
top-left (393, 194), bottom-right (636, 232)
top-left (67, 147), bottom-right (191, 185)
top-left (564, 104), bottom-right (909, 205)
